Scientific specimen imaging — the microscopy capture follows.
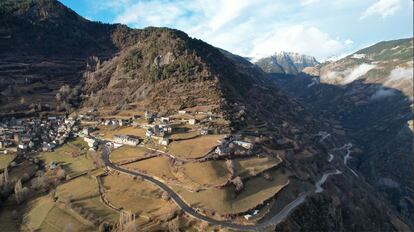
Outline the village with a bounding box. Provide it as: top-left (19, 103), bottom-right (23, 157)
top-left (0, 106), bottom-right (289, 231)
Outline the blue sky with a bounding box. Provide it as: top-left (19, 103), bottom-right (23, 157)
top-left (60, 0), bottom-right (413, 61)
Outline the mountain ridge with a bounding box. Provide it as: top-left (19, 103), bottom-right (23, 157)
top-left (254, 51), bottom-right (319, 75)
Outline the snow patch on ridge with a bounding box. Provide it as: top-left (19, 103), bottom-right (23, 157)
top-left (352, 53), bottom-right (366, 59)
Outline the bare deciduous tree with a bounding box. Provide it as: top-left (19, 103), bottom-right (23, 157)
top-left (231, 176), bottom-right (244, 193)
top-left (116, 210), bottom-right (137, 232)
top-left (56, 168), bottom-right (66, 180)
top-left (167, 217), bottom-right (180, 232)
top-left (225, 159), bottom-right (234, 176)
top-left (14, 179), bottom-right (23, 203)
top-left (162, 191), bottom-right (170, 201)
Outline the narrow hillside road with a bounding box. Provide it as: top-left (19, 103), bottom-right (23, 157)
top-left (101, 146), bottom-right (344, 231)
top-left (342, 143), bottom-right (359, 177)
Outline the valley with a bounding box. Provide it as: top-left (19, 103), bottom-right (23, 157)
top-left (0, 0), bottom-right (412, 231)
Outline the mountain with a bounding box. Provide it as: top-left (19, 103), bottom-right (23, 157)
top-left (0, 1), bottom-right (412, 231)
top-left (273, 38), bottom-right (414, 225)
top-left (254, 51), bottom-right (319, 75)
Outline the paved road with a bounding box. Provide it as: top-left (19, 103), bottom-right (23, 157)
top-left (341, 143), bottom-right (359, 177)
top-left (315, 170), bottom-right (342, 193)
top-left (101, 146), bottom-right (342, 231)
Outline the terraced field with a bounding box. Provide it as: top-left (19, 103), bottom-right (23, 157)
top-left (39, 138), bottom-right (95, 176)
top-left (22, 196), bottom-right (94, 232)
top-left (101, 174), bottom-right (176, 218)
top-left (172, 169), bottom-right (291, 214)
top-left (55, 175), bottom-right (118, 222)
top-left (168, 135), bottom-right (224, 159)
top-left (109, 146), bottom-right (152, 163)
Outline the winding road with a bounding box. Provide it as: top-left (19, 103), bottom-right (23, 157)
top-left (101, 146), bottom-right (343, 231)
top-left (342, 143), bottom-right (359, 177)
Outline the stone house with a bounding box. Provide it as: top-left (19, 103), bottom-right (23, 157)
top-left (113, 135), bottom-right (140, 146)
top-left (160, 117), bottom-right (170, 124)
top-left (233, 141), bottom-right (254, 150)
top-left (200, 128), bottom-right (209, 135)
top-left (159, 138), bottom-right (170, 146)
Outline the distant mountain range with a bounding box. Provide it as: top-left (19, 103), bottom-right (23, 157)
top-left (254, 51), bottom-right (319, 75)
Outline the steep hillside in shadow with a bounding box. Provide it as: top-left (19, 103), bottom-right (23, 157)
top-left (271, 38), bottom-right (414, 225)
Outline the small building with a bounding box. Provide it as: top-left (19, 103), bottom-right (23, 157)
top-left (159, 138), bottom-right (170, 146)
top-left (118, 119), bottom-right (124, 126)
top-left (215, 146), bottom-right (229, 156)
top-left (113, 135), bottom-right (140, 146)
top-left (49, 161), bottom-right (58, 170)
top-left (188, 119), bottom-right (197, 125)
top-left (160, 117), bottom-right (170, 124)
top-left (144, 111), bottom-right (154, 120)
top-left (18, 143), bottom-right (28, 150)
top-left (233, 141), bottom-right (254, 150)
top-left (83, 137), bottom-right (98, 150)
top-left (43, 143), bottom-right (56, 152)
top-left (82, 127), bottom-right (91, 136)
top-left (145, 129), bottom-right (154, 137)
top-left (244, 214), bottom-right (252, 220)
top-left (200, 128), bottom-right (209, 135)
top-left (178, 110), bottom-right (186, 115)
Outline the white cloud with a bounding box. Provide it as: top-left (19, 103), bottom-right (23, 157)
top-left (342, 63), bottom-right (376, 84)
top-left (301, 0), bottom-right (320, 6)
top-left (387, 67), bottom-right (413, 82)
top-left (370, 87), bottom-right (396, 100)
top-left (250, 25), bottom-right (346, 60)
top-left (82, 0), bottom-right (407, 60)
top-left (345, 39), bottom-right (354, 45)
top-left (360, 0), bottom-right (401, 19)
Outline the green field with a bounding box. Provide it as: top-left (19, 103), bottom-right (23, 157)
top-left (96, 125), bottom-right (146, 140)
top-left (125, 156), bottom-right (177, 181)
top-left (0, 154), bottom-right (15, 170)
top-left (110, 146), bottom-right (152, 163)
top-left (233, 156), bottom-right (282, 178)
top-left (102, 174), bottom-right (175, 217)
top-left (56, 175), bottom-right (118, 222)
top-left (168, 135), bottom-right (224, 159)
top-left (173, 169), bottom-right (290, 214)
top-left (0, 207), bottom-right (19, 232)
top-left (179, 160), bottom-right (230, 187)
top-left (8, 160), bottom-right (37, 183)
top-left (39, 138), bottom-right (95, 176)
top-left (22, 196), bottom-right (94, 232)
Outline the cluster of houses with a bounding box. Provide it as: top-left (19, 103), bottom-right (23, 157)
top-left (215, 136), bottom-right (255, 156)
top-left (145, 122), bottom-right (172, 146)
top-left (0, 116), bottom-right (79, 154)
top-left (103, 118), bottom-right (132, 127)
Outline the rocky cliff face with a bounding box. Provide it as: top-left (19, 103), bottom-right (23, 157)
top-left (255, 52), bottom-right (319, 75)
top-left (273, 38), bottom-right (414, 227)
